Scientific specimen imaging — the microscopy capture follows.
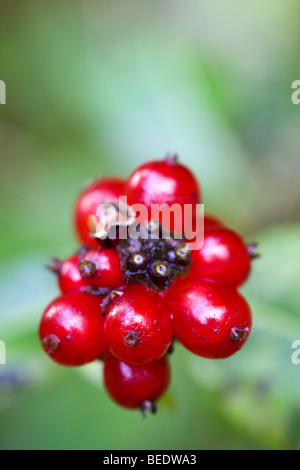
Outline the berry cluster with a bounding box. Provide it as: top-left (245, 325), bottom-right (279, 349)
top-left (39, 156), bottom-right (256, 415)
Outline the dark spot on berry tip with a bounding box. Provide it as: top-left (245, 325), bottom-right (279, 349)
top-left (230, 326), bottom-right (246, 342)
top-left (175, 245), bottom-right (191, 266)
top-left (124, 330), bottom-right (140, 347)
top-left (79, 260), bottom-right (96, 277)
top-left (247, 242), bottom-right (260, 260)
top-left (140, 400), bottom-right (157, 418)
top-left (42, 334), bottom-right (60, 353)
top-left (128, 253), bottom-right (148, 272)
top-left (152, 260), bottom-right (170, 278)
top-left (46, 258), bottom-right (63, 274)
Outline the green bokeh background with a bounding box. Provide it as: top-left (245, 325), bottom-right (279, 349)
top-left (1, 0), bottom-right (300, 450)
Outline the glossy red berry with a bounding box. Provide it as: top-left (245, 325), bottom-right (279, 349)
top-left (74, 177), bottom-right (126, 247)
top-left (165, 276), bottom-right (252, 359)
top-left (48, 254), bottom-right (86, 294)
top-left (125, 156), bottom-right (201, 234)
top-left (204, 213), bottom-right (224, 231)
top-left (104, 352), bottom-right (171, 412)
top-left (187, 213), bottom-right (224, 247)
top-left (190, 227), bottom-right (251, 287)
top-left (104, 284), bottom-right (173, 364)
top-left (39, 292), bottom-right (106, 366)
top-left (79, 248), bottom-right (123, 288)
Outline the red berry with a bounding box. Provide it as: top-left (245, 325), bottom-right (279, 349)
top-left (79, 248), bottom-right (123, 288)
top-left (74, 177), bottom-right (126, 247)
top-left (39, 292), bottom-right (106, 366)
top-left (187, 213), bottom-right (224, 247)
top-left (125, 156), bottom-right (201, 235)
top-left (104, 352), bottom-right (171, 411)
top-left (48, 254), bottom-right (86, 294)
top-left (104, 284), bottom-right (173, 364)
top-left (204, 213), bottom-right (224, 231)
top-left (190, 227), bottom-right (251, 287)
top-left (165, 276), bottom-right (252, 359)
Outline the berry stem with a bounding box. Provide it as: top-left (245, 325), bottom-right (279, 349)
top-left (164, 153), bottom-right (178, 165)
top-left (46, 257), bottom-right (63, 274)
top-left (247, 242), bottom-right (260, 260)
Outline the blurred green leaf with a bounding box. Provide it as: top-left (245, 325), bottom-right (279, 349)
top-left (244, 224), bottom-right (300, 317)
top-left (187, 225), bottom-right (300, 449)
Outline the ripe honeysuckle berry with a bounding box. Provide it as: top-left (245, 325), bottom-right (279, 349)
top-left (125, 155), bottom-right (201, 235)
top-left (204, 214), bottom-right (224, 231)
top-left (118, 224), bottom-right (191, 291)
top-left (190, 227), bottom-right (251, 288)
top-left (74, 177), bottom-right (126, 247)
top-left (48, 254), bottom-right (86, 294)
top-left (103, 352), bottom-right (171, 414)
top-left (104, 284), bottom-right (173, 364)
top-left (188, 213), bottom-right (224, 246)
top-left (39, 292), bottom-right (106, 366)
top-left (165, 276), bottom-right (252, 359)
top-left (79, 247), bottom-right (123, 288)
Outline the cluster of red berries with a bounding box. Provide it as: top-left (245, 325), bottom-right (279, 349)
top-left (39, 156), bottom-right (256, 415)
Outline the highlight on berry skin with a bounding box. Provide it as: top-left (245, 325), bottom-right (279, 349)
top-left (40, 154), bottom-right (258, 414)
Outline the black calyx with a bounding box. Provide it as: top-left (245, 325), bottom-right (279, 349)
top-left (117, 223), bottom-right (191, 291)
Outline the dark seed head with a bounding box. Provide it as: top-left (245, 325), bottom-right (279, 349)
top-left (79, 260), bottom-right (96, 277)
top-left (124, 330), bottom-right (140, 347)
top-left (118, 222), bottom-right (190, 292)
top-left (42, 334), bottom-right (60, 353)
top-left (175, 244), bottom-right (190, 265)
top-left (148, 260), bottom-right (171, 289)
top-left (128, 253), bottom-right (148, 272)
top-left (230, 326), bottom-right (246, 342)
top-left (150, 260), bottom-right (170, 278)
